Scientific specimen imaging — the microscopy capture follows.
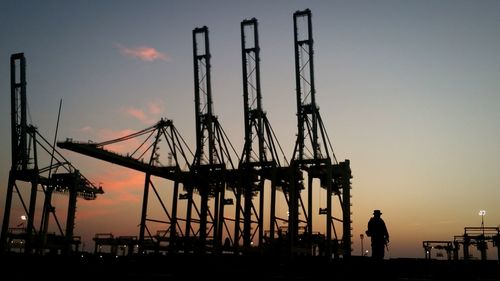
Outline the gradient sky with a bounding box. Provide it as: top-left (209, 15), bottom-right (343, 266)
top-left (1, 0), bottom-right (499, 259)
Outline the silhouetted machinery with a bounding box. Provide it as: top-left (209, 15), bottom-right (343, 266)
top-left (0, 53), bottom-right (104, 255)
top-left (58, 9), bottom-right (352, 258)
top-left (423, 226), bottom-right (500, 261)
top-left (454, 227), bottom-right (500, 261)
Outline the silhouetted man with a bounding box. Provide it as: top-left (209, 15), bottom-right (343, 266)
top-left (366, 209), bottom-right (389, 260)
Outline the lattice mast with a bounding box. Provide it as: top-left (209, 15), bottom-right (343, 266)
top-left (10, 53), bottom-right (28, 170)
top-left (0, 53), bottom-right (36, 252)
top-left (237, 18), bottom-right (282, 250)
top-left (190, 26), bottom-right (237, 252)
top-left (290, 9), bottom-right (352, 257)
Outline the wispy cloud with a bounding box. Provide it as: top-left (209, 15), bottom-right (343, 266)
top-left (96, 128), bottom-right (141, 154)
top-left (126, 107), bottom-right (149, 122)
top-left (91, 168), bottom-right (143, 201)
top-left (122, 101), bottom-right (164, 125)
top-left (148, 102), bottom-right (162, 114)
top-left (78, 126), bottom-right (92, 132)
top-left (116, 43), bottom-right (170, 62)
top-left (76, 169), bottom-right (143, 221)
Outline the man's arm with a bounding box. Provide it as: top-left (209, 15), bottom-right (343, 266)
top-left (384, 222), bottom-right (389, 242)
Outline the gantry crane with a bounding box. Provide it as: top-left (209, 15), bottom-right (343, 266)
top-left (237, 18), bottom-right (290, 252)
top-left (189, 26), bottom-right (239, 253)
top-left (0, 53), bottom-right (103, 254)
top-left (289, 9), bottom-right (352, 257)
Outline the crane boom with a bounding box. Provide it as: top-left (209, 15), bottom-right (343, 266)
top-left (57, 140), bottom-right (181, 180)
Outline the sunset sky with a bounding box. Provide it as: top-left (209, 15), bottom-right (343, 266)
top-left (1, 0), bottom-right (499, 259)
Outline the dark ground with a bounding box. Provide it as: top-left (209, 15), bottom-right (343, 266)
top-left (1, 253), bottom-right (499, 280)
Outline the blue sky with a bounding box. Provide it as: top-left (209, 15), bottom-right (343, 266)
top-left (1, 0), bottom-right (499, 258)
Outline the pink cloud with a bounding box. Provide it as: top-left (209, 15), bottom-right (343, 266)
top-left (90, 168), bottom-right (144, 200)
top-left (95, 128), bottom-right (142, 154)
top-left (75, 205), bottom-right (114, 220)
top-left (148, 102), bottom-right (162, 114)
top-left (98, 128), bottom-right (138, 141)
top-left (76, 169), bottom-right (144, 221)
top-left (123, 103), bottom-right (163, 125)
top-left (126, 107), bottom-right (148, 122)
top-left (116, 43), bottom-right (170, 62)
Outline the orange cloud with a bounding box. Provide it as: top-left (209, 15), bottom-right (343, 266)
top-left (75, 168), bottom-right (144, 223)
top-left (91, 168), bottom-right (144, 201)
top-left (116, 43), bottom-right (170, 62)
top-left (75, 204), bottom-right (114, 220)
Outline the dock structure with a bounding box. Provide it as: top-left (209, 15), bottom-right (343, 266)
top-left (2, 10), bottom-right (352, 259)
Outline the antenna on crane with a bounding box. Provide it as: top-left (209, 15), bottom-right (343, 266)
top-left (48, 99), bottom-right (63, 179)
